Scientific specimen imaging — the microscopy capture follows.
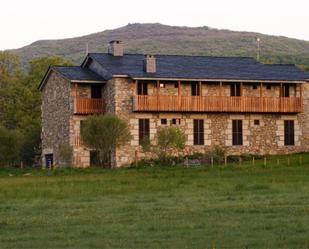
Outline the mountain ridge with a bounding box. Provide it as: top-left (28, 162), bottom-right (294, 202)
top-left (7, 23), bottom-right (309, 70)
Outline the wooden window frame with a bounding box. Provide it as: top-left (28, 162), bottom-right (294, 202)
top-left (284, 120), bottom-right (295, 146)
top-left (137, 82), bottom-right (148, 95)
top-left (139, 119), bottom-right (150, 144)
top-left (193, 119), bottom-right (204, 145)
top-left (230, 83), bottom-right (241, 96)
top-left (232, 120), bottom-right (243, 145)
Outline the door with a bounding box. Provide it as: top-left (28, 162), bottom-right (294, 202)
top-left (45, 154), bottom-right (53, 168)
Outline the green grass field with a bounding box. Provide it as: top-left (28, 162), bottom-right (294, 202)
top-left (1, 154), bottom-right (309, 248)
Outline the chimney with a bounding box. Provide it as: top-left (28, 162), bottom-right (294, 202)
top-left (143, 55), bottom-right (156, 73)
top-left (108, 40), bottom-right (123, 56)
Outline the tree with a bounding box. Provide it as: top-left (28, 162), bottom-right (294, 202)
top-left (0, 54), bottom-right (72, 166)
top-left (81, 114), bottom-right (132, 167)
top-left (141, 126), bottom-right (186, 163)
top-left (0, 126), bottom-right (22, 167)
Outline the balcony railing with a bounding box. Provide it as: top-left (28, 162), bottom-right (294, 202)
top-left (74, 97), bottom-right (105, 114)
top-left (133, 95), bottom-right (303, 113)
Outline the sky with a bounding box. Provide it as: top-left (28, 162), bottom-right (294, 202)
top-left (1, 0), bottom-right (309, 50)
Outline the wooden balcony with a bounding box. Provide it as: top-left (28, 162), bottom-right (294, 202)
top-left (74, 97), bottom-right (105, 114)
top-left (133, 95), bottom-right (303, 113)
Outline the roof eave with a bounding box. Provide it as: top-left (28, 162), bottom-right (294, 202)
top-left (131, 76), bottom-right (306, 84)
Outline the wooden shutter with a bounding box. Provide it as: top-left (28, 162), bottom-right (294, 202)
top-left (139, 119), bottom-right (150, 144)
top-left (232, 120), bottom-right (243, 145)
top-left (284, 120), bottom-right (294, 145)
top-left (194, 119), bottom-right (204, 145)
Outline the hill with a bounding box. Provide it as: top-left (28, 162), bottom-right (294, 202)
top-left (8, 23), bottom-right (309, 70)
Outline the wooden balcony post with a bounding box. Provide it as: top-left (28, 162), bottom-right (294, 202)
top-left (300, 83), bottom-right (303, 111)
top-left (280, 83), bottom-right (282, 112)
top-left (157, 80), bottom-right (160, 110)
top-left (199, 81), bottom-right (202, 111)
top-left (240, 82), bottom-right (243, 112)
top-left (219, 81), bottom-right (223, 111)
top-left (178, 81), bottom-right (181, 111)
top-left (260, 82), bottom-right (263, 112)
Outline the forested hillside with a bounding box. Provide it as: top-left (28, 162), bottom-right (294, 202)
top-left (9, 23), bottom-right (309, 70)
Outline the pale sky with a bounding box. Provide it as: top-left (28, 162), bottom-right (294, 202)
top-left (1, 0), bottom-right (309, 50)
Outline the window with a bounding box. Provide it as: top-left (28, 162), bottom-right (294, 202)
top-left (159, 83), bottom-right (165, 88)
top-left (161, 119), bottom-right (167, 125)
top-left (253, 85), bottom-right (258, 90)
top-left (137, 82), bottom-right (148, 95)
top-left (230, 83), bottom-right (241, 96)
top-left (174, 82), bottom-right (179, 88)
top-left (193, 119), bottom-right (204, 145)
top-left (266, 85), bottom-right (271, 90)
top-left (139, 119), bottom-right (150, 144)
top-left (254, 120), bottom-right (260, 126)
top-left (232, 120), bottom-right (243, 145)
top-left (170, 119), bottom-right (181, 125)
top-left (191, 82), bottom-right (200, 96)
top-left (91, 85), bottom-right (102, 99)
top-left (282, 85), bottom-right (290, 97)
top-left (284, 120), bottom-right (295, 145)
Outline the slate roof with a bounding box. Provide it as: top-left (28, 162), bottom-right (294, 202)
top-left (51, 66), bottom-right (105, 82)
top-left (84, 53), bottom-right (309, 81)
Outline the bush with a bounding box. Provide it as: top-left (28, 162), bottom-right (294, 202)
top-left (141, 126), bottom-right (186, 165)
top-left (201, 146), bottom-right (226, 165)
top-left (81, 114), bottom-right (131, 167)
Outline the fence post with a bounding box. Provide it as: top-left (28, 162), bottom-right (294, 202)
top-left (239, 156), bottom-right (242, 166)
top-left (287, 157), bottom-right (290, 166)
top-left (252, 156), bottom-right (255, 166)
top-left (277, 158), bottom-right (280, 166)
top-left (299, 155), bottom-right (302, 165)
top-left (224, 155), bottom-right (227, 166)
top-left (211, 156), bottom-right (214, 168)
top-left (264, 157), bottom-right (267, 167)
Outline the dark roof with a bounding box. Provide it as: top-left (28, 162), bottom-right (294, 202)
top-left (85, 53), bottom-right (309, 81)
top-left (51, 66), bottom-right (105, 81)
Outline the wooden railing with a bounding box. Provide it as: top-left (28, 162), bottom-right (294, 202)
top-left (133, 95), bottom-right (303, 113)
top-left (74, 98), bottom-right (105, 114)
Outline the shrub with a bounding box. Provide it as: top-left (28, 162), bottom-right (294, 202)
top-left (201, 146), bottom-right (225, 164)
top-left (141, 126), bottom-right (186, 165)
top-left (81, 114), bottom-right (131, 167)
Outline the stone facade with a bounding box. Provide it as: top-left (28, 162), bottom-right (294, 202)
top-left (42, 72), bottom-right (309, 168)
top-left (111, 79), bottom-right (309, 167)
top-left (41, 71), bottom-right (72, 166)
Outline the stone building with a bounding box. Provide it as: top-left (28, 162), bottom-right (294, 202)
top-left (39, 41), bottom-right (309, 167)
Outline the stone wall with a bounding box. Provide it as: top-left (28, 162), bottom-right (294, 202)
top-left (65, 78), bottom-right (309, 168)
top-left (112, 79), bottom-right (309, 167)
top-left (41, 71), bottom-right (72, 166)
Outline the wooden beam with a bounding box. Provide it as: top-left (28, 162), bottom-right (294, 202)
top-left (135, 80), bottom-right (138, 95)
top-left (260, 82), bottom-right (263, 111)
top-left (157, 80), bottom-right (160, 110)
top-left (178, 81), bottom-right (181, 109)
top-left (132, 77), bottom-right (305, 84)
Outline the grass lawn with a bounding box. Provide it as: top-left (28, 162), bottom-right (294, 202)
top-left (0, 154), bottom-right (309, 248)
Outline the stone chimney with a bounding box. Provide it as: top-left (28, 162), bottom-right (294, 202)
top-left (143, 55), bottom-right (156, 73)
top-left (108, 40), bottom-right (123, 56)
